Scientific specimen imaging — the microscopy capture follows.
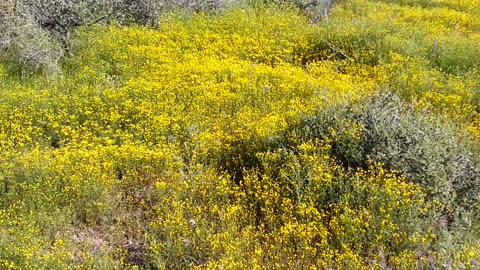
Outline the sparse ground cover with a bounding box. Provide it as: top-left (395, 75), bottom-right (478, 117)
top-left (1, 0), bottom-right (480, 269)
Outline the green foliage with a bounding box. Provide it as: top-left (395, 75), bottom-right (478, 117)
top-left (298, 94), bottom-right (480, 210)
top-left (0, 0), bottom-right (63, 73)
top-left (432, 37), bottom-right (480, 74)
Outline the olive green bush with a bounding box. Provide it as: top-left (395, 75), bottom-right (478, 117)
top-left (296, 94), bottom-right (480, 221)
top-left (0, 0), bottom-right (63, 73)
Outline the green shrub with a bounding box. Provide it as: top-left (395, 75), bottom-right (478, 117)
top-left (296, 94), bottom-right (480, 218)
top-left (0, 0), bottom-right (63, 73)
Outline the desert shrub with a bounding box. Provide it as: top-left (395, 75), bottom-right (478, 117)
top-left (25, 0), bottom-right (228, 33)
top-left (0, 0), bottom-right (63, 73)
top-left (296, 93), bottom-right (480, 218)
top-left (9, 0), bottom-right (230, 34)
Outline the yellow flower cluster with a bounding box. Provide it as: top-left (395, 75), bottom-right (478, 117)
top-left (0, 1), bottom-right (479, 269)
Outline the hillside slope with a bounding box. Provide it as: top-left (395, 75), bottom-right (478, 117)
top-left (1, 1), bottom-right (480, 269)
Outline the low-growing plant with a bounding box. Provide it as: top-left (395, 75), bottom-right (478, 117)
top-left (295, 94), bottom-right (480, 225)
top-left (0, 0), bottom-right (63, 73)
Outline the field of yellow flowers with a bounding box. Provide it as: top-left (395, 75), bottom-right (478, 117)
top-left (1, 0), bottom-right (480, 269)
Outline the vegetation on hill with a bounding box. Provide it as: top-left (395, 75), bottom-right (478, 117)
top-left (1, 0), bottom-right (480, 269)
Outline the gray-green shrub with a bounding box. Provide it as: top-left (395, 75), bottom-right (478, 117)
top-left (296, 94), bottom-right (480, 215)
